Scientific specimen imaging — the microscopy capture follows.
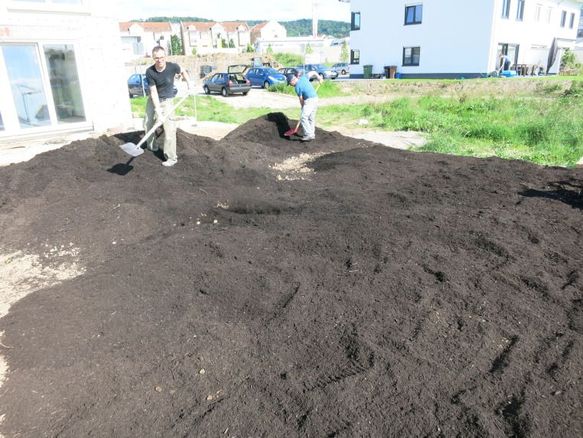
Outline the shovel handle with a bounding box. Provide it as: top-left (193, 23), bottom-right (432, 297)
top-left (136, 94), bottom-right (189, 149)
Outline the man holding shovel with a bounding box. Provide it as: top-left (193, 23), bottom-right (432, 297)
top-left (285, 72), bottom-right (321, 142)
top-left (145, 46), bottom-right (191, 167)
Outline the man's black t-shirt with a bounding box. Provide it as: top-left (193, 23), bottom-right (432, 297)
top-left (146, 62), bottom-right (181, 100)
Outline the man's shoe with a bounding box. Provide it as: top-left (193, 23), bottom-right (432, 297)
top-left (162, 159), bottom-right (177, 167)
top-left (300, 136), bottom-right (315, 142)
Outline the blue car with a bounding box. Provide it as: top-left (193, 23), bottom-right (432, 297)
top-left (245, 67), bottom-right (287, 89)
top-left (127, 73), bottom-right (149, 98)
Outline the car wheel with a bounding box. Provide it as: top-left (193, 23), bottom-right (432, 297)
top-left (242, 91), bottom-right (249, 96)
top-left (263, 81), bottom-right (270, 89)
top-left (341, 69), bottom-right (347, 75)
top-left (203, 86), bottom-right (210, 95)
top-left (221, 87), bottom-right (228, 97)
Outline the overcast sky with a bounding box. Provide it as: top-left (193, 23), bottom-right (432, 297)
top-left (112, 0), bottom-right (351, 23)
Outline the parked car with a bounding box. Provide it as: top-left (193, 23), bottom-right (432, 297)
top-left (127, 73), bottom-right (148, 97)
top-left (245, 67), bottom-right (287, 88)
top-left (332, 62), bottom-right (350, 76)
top-left (203, 72), bottom-right (251, 96)
top-left (302, 64), bottom-right (338, 80)
top-left (278, 67), bottom-right (300, 77)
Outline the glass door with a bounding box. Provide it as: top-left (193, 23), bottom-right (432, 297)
top-left (43, 44), bottom-right (86, 123)
top-left (2, 44), bottom-right (51, 129)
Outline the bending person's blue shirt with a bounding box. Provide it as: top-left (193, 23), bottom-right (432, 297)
top-left (294, 76), bottom-right (318, 100)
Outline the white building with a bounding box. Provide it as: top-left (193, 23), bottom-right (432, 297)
top-left (181, 21), bottom-right (248, 55)
top-left (250, 21), bottom-right (288, 44)
top-left (347, 0), bottom-right (582, 78)
top-left (255, 36), bottom-right (343, 63)
top-left (0, 0), bottom-right (132, 141)
top-left (119, 21), bottom-right (178, 58)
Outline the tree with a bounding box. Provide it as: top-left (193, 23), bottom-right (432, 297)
top-left (305, 44), bottom-right (313, 55)
top-left (170, 34), bottom-right (182, 55)
top-left (267, 44), bottom-right (274, 55)
top-left (246, 43), bottom-right (255, 53)
top-left (228, 39), bottom-right (235, 49)
top-left (340, 41), bottom-right (349, 62)
top-left (220, 38), bottom-right (227, 48)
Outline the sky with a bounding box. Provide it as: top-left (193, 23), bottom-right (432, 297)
top-left (112, 0), bottom-right (351, 23)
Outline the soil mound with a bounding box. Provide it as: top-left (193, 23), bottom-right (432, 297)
top-left (0, 113), bottom-right (582, 436)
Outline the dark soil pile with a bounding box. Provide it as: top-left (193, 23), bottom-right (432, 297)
top-left (0, 113), bottom-right (582, 437)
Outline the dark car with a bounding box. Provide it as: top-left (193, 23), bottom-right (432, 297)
top-left (127, 73), bottom-right (149, 97)
top-left (245, 67), bottom-right (287, 88)
top-left (203, 72), bottom-right (251, 96)
top-left (302, 64), bottom-right (338, 80)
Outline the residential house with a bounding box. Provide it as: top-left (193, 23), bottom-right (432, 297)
top-left (250, 21), bottom-right (288, 45)
top-left (347, 0), bottom-right (582, 78)
top-left (255, 36), bottom-right (343, 63)
top-left (119, 21), bottom-right (176, 57)
top-left (181, 21), bottom-right (249, 55)
top-left (221, 21), bottom-right (251, 50)
top-left (0, 0), bottom-right (131, 140)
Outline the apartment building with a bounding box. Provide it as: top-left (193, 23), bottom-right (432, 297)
top-left (348, 0), bottom-right (582, 78)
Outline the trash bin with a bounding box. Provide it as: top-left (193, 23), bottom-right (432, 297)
top-left (384, 65), bottom-right (397, 79)
top-left (363, 65), bottom-right (373, 79)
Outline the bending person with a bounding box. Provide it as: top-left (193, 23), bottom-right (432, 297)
top-left (287, 72), bottom-right (320, 142)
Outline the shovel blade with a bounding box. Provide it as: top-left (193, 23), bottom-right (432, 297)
top-left (120, 142), bottom-right (144, 157)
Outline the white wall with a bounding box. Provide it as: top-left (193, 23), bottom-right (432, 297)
top-left (349, 0), bottom-right (581, 77)
top-left (0, 0), bottom-right (132, 138)
top-left (492, 0), bottom-right (581, 68)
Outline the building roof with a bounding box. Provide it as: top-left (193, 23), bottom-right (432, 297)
top-left (119, 22), bottom-right (172, 33)
top-left (251, 22), bottom-right (269, 32)
top-left (221, 21), bottom-right (249, 32)
top-left (183, 21), bottom-right (218, 31)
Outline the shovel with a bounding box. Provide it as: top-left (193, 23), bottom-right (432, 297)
top-left (284, 120), bottom-right (300, 137)
top-left (120, 94), bottom-right (190, 157)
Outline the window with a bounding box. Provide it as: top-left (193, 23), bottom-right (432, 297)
top-left (546, 7), bottom-right (552, 23)
top-left (569, 12), bottom-right (575, 29)
top-left (350, 49), bottom-right (360, 64)
top-left (560, 10), bottom-right (566, 27)
top-left (404, 4), bottom-right (423, 25)
top-left (0, 112), bottom-right (4, 131)
top-left (2, 44), bottom-right (51, 129)
top-left (43, 44), bottom-right (85, 123)
top-left (502, 0), bottom-right (511, 18)
top-left (1, 43), bottom-right (86, 132)
top-left (516, 0), bottom-right (525, 21)
top-left (403, 47), bottom-right (420, 66)
top-left (351, 12), bottom-right (361, 31)
top-left (535, 4), bottom-right (542, 21)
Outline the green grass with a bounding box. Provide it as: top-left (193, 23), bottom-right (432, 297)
top-left (269, 80), bottom-right (346, 98)
top-left (130, 95), bottom-right (281, 124)
top-left (317, 92), bottom-right (583, 167)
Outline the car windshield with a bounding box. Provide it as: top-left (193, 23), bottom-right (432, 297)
top-left (265, 68), bottom-right (280, 75)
